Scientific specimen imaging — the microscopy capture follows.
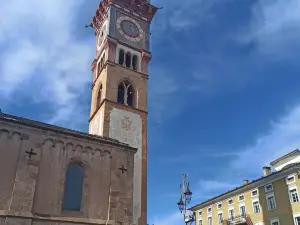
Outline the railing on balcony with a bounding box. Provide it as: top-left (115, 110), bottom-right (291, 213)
top-left (222, 215), bottom-right (253, 225)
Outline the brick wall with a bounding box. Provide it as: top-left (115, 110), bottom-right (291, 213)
top-left (0, 117), bottom-right (136, 225)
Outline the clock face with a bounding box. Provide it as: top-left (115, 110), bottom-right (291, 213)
top-left (121, 20), bottom-right (139, 38)
top-left (116, 16), bottom-right (144, 42)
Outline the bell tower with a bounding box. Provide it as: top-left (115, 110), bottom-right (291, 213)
top-left (88, 1), bottom-right (158, 225)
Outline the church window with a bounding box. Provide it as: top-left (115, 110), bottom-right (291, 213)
top-left (96, 84), bottom-right (102, 109)
top-left (125, 52), bottom-right (131, 68)
top-left (97, 61), bottom-right (101, 77)
top-left (132, 55), bottom-right (138, 71)
top-left (119, 49), bottom-right (125, 65)
top-left (127, 83), bottom-right (134, 107)
top-left (118, 82), bottom-right (125, 104)
top-left (117, 80), bottom-right (135, 107)
top-left (100, 58), bottom-right (104, 69)
top-left (62, 164), bottom-right (84, 211)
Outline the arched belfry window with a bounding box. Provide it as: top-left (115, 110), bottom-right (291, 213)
top-left (100, 58), bottom-right (104, 69)
top-left (118, 50), bottom-right (139, 72)
top-left (117, 81), bottom-right (135, 107)
top-left (132, 55), bottom-right (138, 71)
top-left (125, 52), bottom-right (131, 68)
top-left (127, 84), bottom-right (134, 106)
top-left (117, 82), bottom-right (125, 104)
top-left (96, 84), bottom-right (102, 109)
top-left (62, 164), bottom-right (84, 211)
top-left (119, 49), bottom-right (125, 65)
top-left (97, 61), bottom-right (101, 77)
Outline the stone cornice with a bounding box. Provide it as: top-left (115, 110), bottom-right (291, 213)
top-left (0, 210), bottom-right (115, 225)
top-left (91, 59), bottom-right (149, 90)
top-left (142, 51), bottom-right (152, 61)
top-left (270, 149), bottom-right (300, 165)
top-left (90, 0), bottom-right (160, 34)
top-left (110, 0), bottom-right (159, 21)
top-left (89, 98), bottom-right (147, 122)
top-left (90, 0), bottom-right (110, 34)
top-left (0, 113), bottom-right (136, 152)
top-left (190, 163), bottom-right (300, 211)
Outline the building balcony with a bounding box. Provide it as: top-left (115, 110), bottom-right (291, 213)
top-left (222, 215), bottom-right (253, 225)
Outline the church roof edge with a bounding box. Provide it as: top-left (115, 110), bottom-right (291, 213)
top-left (0, 112), bottom-right (137, 152)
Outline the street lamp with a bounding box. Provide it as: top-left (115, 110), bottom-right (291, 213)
top-left (177, 173), bottom-right (195, 225)
top-left (177, 197), bottom-right (184, 213)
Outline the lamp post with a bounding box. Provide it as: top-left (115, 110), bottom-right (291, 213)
top-left (177, 173), bottom-right (195, 225)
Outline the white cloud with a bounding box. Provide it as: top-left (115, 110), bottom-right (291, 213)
top-left (148, 72), bottom-right (179, 124)
top-left (187, 0), bottom-right (300, 97)
top-left (159, 150), bottom-right (239, 164)
top-left (0, 0), bottom-right (95, 127)
top-left (193, 103), bottom-right (300, 203)
top-left (197, 180), bottom-right (238, 192)
top-left (233, 104), bottom-right (300, 173)
top-left (149, 180), bottom-right (237, 225)
top-left (190, 103), bottom-right (300, 209)
top-left (151, 211), bottom-right (182, 225)
top-left (239, 0), bottom-right (300, 60)
top-left (152, 0), bottom-right (217, 31)
top-left (168, 0), bottom-right (215, 31)
top-left (0, 41), bottom-right (44, 95)
top-left (191, 180), bottom-right (240, 202)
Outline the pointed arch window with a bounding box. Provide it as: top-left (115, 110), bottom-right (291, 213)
top-left (117, 81), bottom-right (135, 107)
top-left (97, 61), bottom-right (101, 77)
top-left (132, 55), bottom-right (138, 71)
top-left (125, 52), bottom-right (131, 68)
top-left (100, 58), bottom-right (104, 69)
top-left (62, 164), bottom-right (84, 211)
top-left (127, 84), bottom-right (134, 107)
top-left (119, 49), bottom-right (125, 65)
top-left (96, 84), bottom-right (102, 109)
top-left (117, 82), bottom-right (125, 104)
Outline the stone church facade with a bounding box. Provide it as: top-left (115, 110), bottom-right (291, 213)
top-left (0, 0), bottom-right (158, 224)
top-left (0, 113), bottom-right (136, 225)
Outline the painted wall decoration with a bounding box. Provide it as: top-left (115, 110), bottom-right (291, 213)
top-left (109, 108), bottom-right (142, 225)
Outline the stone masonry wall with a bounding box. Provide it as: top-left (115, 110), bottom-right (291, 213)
top-left (0, 117), bottom-right (136, 225)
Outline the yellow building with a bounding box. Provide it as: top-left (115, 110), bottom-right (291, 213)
top-left (190, 150), bottom-right (300, 225)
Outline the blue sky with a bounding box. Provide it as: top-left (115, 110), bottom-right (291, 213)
top-left (1, 0), bottom-right (300, 224)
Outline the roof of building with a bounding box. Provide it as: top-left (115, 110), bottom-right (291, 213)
top-left (270, 149), bottom-right (300, 166)
top-left (189, 161), bottom-right (300, 211)
top-left (0, 112), bottom-right (136, 150)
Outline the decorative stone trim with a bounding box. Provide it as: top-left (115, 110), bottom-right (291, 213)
top-left (0, 210), bottom-right (115, 225)
top-left (191, 163), bottom-right (300, 210)
top-left (0, 113), bottom-right (135, 150)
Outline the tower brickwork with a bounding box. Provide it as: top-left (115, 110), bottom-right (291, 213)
top-left (88, 1), bottom-right (158, 225)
